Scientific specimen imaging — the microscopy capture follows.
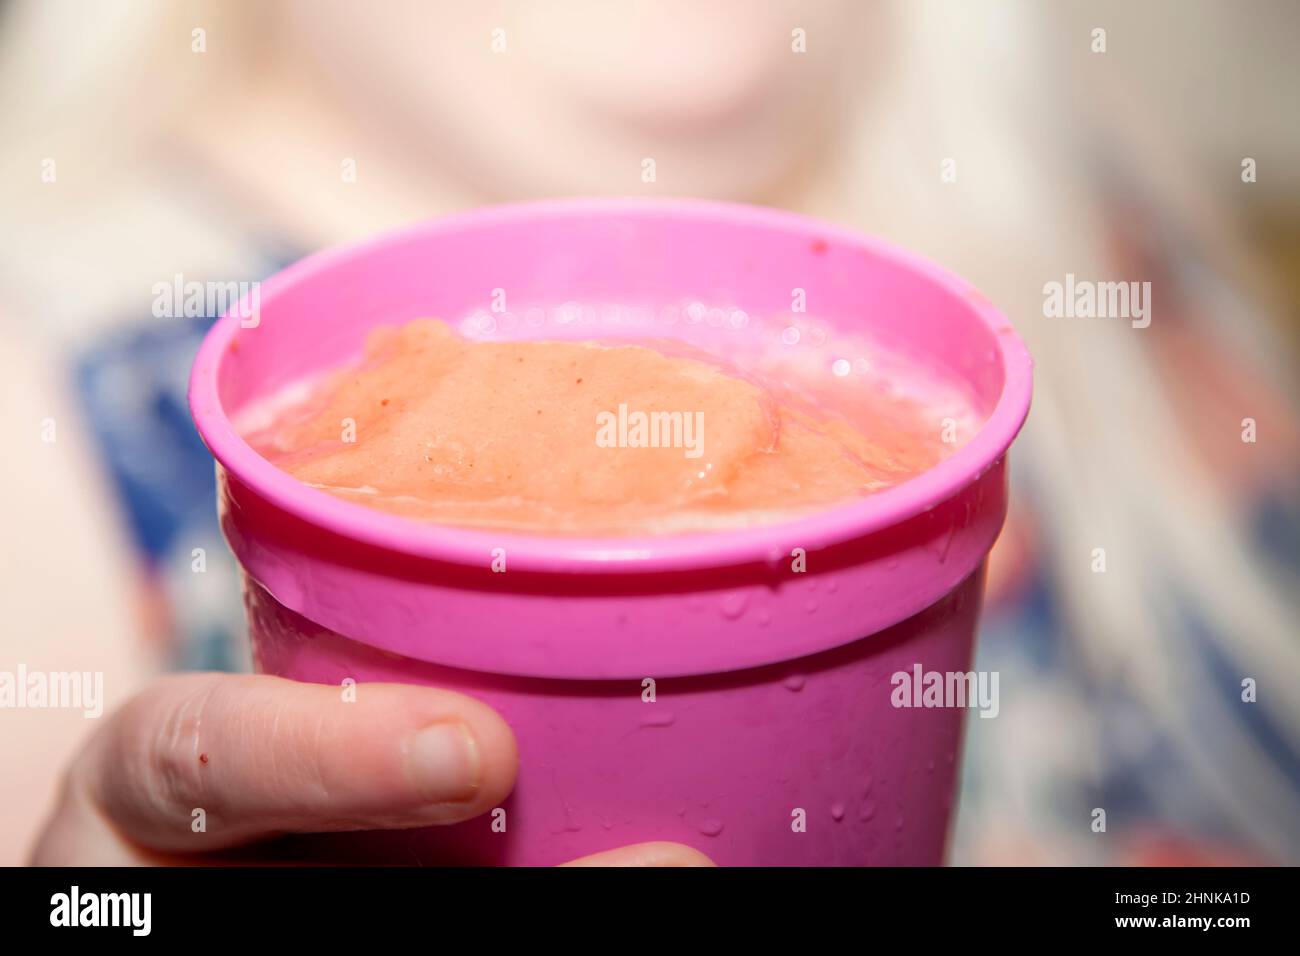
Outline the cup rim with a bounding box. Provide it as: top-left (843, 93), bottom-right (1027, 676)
top-left (188, 197), bottom-right (1032, 574)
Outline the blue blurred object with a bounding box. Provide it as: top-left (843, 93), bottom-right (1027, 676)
top-left (72, 316), bottom-right (219, 563)
top-left (69, 293), bottom-right (276, 673)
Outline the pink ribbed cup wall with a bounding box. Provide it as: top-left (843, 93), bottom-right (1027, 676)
top-left (189, 199), bottom-right (1032, 865)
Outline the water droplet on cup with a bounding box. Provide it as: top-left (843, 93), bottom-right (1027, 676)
top-left (830, 803), bottom-right (845, 821)
top-left (783, 674), bottom-right (806, 692)
top-left (719, 592), bottom-right (748, 620)
top-left (639, 711), bottom-right (676, 728)
top-left (859, 802), bottom-right (877, 822)
top-left (699, 819), bottom-right (724, 837)
top-left (934, 524), bottom-right (956, 563)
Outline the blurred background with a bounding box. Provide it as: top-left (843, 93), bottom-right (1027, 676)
top-left (1, 0), bottom-right (1297, 865)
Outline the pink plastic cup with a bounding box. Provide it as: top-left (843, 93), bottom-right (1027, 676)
top-left (189, 198), bottom-right (1031, 866)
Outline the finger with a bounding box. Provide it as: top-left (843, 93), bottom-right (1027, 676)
top-left (74, 672), bottom-right (518, 853)
top-left (560, 841), bottom-right (716, 867)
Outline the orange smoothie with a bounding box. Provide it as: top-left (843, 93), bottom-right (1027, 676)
top-left (242, 318), bottom-right (971, 534)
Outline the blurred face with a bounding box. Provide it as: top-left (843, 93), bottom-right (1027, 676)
top-left (286, 0), bottom-right (877, 199)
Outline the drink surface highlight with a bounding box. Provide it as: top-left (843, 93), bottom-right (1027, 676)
top-left (241, 318), bottom-right (979, 535)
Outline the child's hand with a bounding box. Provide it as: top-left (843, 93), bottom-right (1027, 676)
top-left (30, 673), bottom-right (712, 867)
